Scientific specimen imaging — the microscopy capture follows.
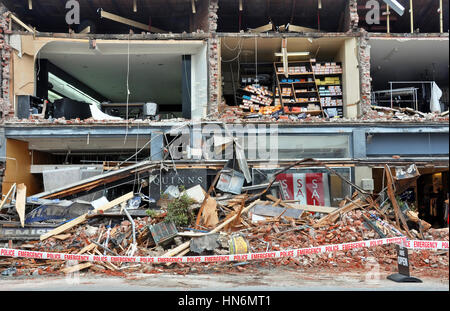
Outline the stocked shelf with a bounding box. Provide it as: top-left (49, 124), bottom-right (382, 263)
top-left (274, 60), bottom-right (324, 117)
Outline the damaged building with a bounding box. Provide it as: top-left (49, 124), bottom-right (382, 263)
top-left (0, 0), bottom-right (448, 244)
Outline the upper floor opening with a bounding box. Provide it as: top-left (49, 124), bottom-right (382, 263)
top-left (1, 0), bottom-right (211, 34)
top-left (217, 0), bottom-right (350, 33)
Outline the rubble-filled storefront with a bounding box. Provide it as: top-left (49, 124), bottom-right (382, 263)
top-left (0, 0), bottom-right (448, 281)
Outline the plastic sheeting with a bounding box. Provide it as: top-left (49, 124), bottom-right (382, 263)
top-left (430, 82), bottom-right (443, 113)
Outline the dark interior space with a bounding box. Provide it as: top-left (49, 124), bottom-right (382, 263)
top-left (370, 38), bottom-right (449, 113)
top-left (373, 167), bottom-right (449, 229)
top-left (217, 0), bottom-right (348, 33)
top-left (417, 170), bottom-right (449, 228)
top-left (358, 0), bottom-right (449, 33)
top-left (30, 40), bottom-right (195, 120)
top-left (2, 0), bottom-right (207, 34)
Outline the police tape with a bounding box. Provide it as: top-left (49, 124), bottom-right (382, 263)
top-left (0, 237), bottom-right (448, 264)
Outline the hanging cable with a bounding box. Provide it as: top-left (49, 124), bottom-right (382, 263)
top-left (124, 34), bottom-right (131, 144)
top-left (255, 36), bottom-right (258, 86)
top-left (222, 38), bottom-right (244, 63)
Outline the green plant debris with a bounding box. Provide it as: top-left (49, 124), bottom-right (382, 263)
top-left (165, 192), bottom-right (196, 227)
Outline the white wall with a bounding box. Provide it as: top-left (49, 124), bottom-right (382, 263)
top-left (337, 38), bottom-right (360, 119)
top-left (191, 43), bottom-right (208, 120)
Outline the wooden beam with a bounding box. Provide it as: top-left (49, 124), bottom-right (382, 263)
top-left (265, 194), bottom-right (336, 214)
top-left (8, 13), bottom-right (36, 33)
top-left (15, 184), bottom-right (26, 228)
top-left (79, 26), bottom-right (91, 34)
top-left (249, 23), bottom-right (273, 33)
top-left (288, 24), bottom-right (319, 33)
top-left (386, 4), bottom-right (390, 33)
top-left (410, 0), bottom-right (414, 33)
top-left (100, 9), bottom-right (165, 33)
top-left (40, 192), bottom-right (134, 241)
top-left (0, 183), bottom-right (16, 210)
top-left (384, 165), bottom-right (414, 239)
top-left (61, 262), bottom-right (92, 274)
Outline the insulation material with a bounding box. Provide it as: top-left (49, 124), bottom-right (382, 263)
top-left (89, 103), bottom-right (122, 121)
top-left (201, 197), bottom-right (219, 228)
top-left (430, 82), bottom-right (443, 113)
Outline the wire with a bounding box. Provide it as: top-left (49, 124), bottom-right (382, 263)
top-left (255, 36), bottom-right (258, 85)
top-left (124, 34), bottom-right (131, 144)
top-left (183, 55), bottom-right (191, 107)
top-left (222, 37), bottom-right (243, 51)
top-left (222, 38), bottom-right (245, 63)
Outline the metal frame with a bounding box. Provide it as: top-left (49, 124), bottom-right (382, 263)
top-left (388, 81), bottom-right (436, 110)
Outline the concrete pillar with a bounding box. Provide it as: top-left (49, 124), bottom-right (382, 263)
top-left (150, 131), bottom-right (164, 161)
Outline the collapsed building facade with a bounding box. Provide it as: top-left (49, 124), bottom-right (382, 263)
top-left (0, 0), bottom-right (448, 241)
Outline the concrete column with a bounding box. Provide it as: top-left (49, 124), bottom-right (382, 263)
top-left (150, 131), bottom-right (164, 161)
top-left (353, 128), bottom-right (367, 159)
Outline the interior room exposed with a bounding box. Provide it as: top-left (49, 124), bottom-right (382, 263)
top-left (220, 36), bottom-right (361, 118)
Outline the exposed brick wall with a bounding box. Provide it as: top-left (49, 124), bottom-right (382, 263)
top-left (349, 0), bottom-right (359, 32)
top-left (192, 0), bottom-right (210, 33)
top-left (358, 30), bottom-right (372, 116)
top-left (207, 0), bottom-right (219, 116)
top-left (0, 2), bottom-right (12, 120)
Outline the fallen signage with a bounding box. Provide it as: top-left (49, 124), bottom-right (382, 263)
top-left (149, 221), bottom-right (178, 246)
top-left (25, 201), bottom-right (93, 224)
top-left (150, 169), bottom-right (208, 202)
top-left (387, 243), bottom-right (423, 283)
top-left (0, 222), bottom-right (56, 241)
top-left (276, 173), bottom-right (331, 206)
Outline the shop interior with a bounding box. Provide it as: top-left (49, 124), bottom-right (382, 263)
top-left (373, 167), bottom-right (449, 229)
top-left (15, 39), bottom-right (208, 121)
top-left (370, 38), bottom-right (449, 113)
top-left (220, 36), bottom-right (360, 118)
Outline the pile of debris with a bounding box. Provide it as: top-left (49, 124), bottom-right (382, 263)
top-left (215, 102), bottom-right (450, 124)
top-left (0, 160), bottom-right (448, 278)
